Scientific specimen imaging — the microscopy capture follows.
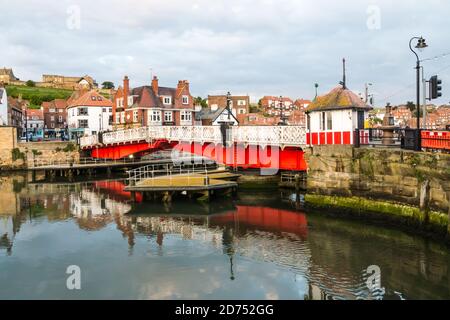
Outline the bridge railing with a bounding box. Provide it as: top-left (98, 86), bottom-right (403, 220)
top-left (79, 135), bottom-right (98, 147)
top-left (80, 125), bottom-right (308, 148)
top-left (233, 126), bottom-right (307, 147)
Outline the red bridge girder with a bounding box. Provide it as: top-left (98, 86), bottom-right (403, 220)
top-left (89, 140), bottom-right (307, 171)
top-left (90, 140), bottom-right (174, 159)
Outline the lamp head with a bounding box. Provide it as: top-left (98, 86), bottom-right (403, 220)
top-left (415, 37), bottom-right (428, 50)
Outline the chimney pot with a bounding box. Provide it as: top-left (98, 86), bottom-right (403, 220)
top-left (123, 76), bottom-right (130, 109)
top-left (152, 76), bottom-right (159, 95)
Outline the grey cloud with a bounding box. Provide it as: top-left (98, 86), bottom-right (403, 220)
top-left (0, 0), bottom-right (449, 104)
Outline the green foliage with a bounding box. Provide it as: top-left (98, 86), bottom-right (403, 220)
top-left (12, 179), bottom-right (26, 193)
top-left (102, 81), bottom-right (115, 89)
top-left (32, 149), bottom-right (42, 156)
top-left (409, 154), bottom-right (421, 167)
top-left (5, 85), bottom-right (72, 106)
top-left (194, 96), bottom-right (208, 109)
top-left (406, 101), bottom-right (415, 111)
top-left (11, 148), bottom-right (26, 161)
top-left (249, 104), bottom-right (260, 113)
top-left (26, 80), bottom-right (36, 87)
top-left (424, 155), bottom-right (438, 169)
top-left (63, 143), bottom-right (76, 152)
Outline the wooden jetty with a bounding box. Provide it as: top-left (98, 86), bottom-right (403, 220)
top-left (125, 168), bottom-right (240, 203)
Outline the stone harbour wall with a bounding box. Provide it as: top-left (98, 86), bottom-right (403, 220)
top-left (305, 145), bottom-right (450, 236)
top-left (0, 126), bottom-right (80, 170)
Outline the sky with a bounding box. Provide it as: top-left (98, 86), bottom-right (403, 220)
top-left (0, 0), bottom-right (449, 105)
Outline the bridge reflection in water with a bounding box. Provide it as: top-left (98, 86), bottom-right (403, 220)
top-left (1, 175), bottom-right (450, 300)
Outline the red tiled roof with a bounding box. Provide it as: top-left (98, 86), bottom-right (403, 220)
top-left (27, 108), bottom-right (44, 120)
top-left (69, 90), bottom-right (112, 107)
top-left (54, 99), bottom-right (67, 108)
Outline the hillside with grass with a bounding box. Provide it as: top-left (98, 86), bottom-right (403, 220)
top-left (6, 85), bottom-right (73, 109)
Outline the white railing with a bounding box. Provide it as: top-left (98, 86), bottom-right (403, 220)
top-left (79, 135), bottom-right (98, 147)
top-left (80, 126), bottom-right (307, 148)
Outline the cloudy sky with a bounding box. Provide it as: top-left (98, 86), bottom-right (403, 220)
top-left (1, 0), bottom-right (449, 105)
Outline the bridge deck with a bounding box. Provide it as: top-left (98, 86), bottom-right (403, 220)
top-left (125, 173), bottom-right (238, 192)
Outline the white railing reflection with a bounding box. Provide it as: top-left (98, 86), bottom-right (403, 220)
top-left (80, 126), bottom-right (307, 148)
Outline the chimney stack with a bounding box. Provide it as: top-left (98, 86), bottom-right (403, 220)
top-left (123, 76), bottom-right (129, 109)
top-left (152, 76), bottom-right (159, 95)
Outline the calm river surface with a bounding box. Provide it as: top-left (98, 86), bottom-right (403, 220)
top-left (0, 174), bottom-right (449, 300)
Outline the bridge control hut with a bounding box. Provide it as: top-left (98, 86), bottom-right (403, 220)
top-left (306, 62), bottom-right (372, 145)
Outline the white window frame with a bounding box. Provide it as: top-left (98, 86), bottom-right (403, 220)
top-left (180, 110), bottom-right (192, 125)
top-left (182, 95), bottom-right (189, 105)
top-left (163, 96), bottom-right (172, 105)
top-left (149, 110), bottom-right (162, 124)
top-left (164, 111), bottom-right (173, 122)
top-left (133, 110), bottom-right (138, 123)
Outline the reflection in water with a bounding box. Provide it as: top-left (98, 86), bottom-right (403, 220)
top-left (0, 174), bottom-right (449, 300)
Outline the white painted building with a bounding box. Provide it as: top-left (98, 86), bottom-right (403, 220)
top-left (0, 87), bottom-right (8, 126)
top-left (306, 86), bottom-right (371, 145)
top-left (67, 90), bottom-right (113, 140)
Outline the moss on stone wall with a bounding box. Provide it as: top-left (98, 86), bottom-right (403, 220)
top-left (305, 194), bottom-right (448, 235)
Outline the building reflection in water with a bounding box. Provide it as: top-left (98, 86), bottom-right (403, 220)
top-left (1, 175), bottom-right (449, 300)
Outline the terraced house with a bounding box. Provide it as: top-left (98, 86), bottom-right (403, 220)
top-left (42, 99), bottom-right (68, 139)
top-left (112, 75), bottom-right (195, 129)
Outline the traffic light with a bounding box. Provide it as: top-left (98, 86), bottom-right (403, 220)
top-left (429, 75), bottom-right (442, 100)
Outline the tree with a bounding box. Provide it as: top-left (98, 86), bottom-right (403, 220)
top-left (406, 101), bottom-right (415, 111)
top-left (194, 96), bottom-right (208, 109)
top-left (26, 80), bottom-right (36, 87)
top-left (102, 81), bottom-right (115, 89)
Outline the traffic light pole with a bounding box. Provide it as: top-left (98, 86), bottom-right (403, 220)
top-left (422, 67), bottom-right (427, 129)
top-left (416, 60), bottom-right (421, 131)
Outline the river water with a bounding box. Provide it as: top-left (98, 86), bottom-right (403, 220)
top-left (0, 175), bottom-right (449, 300)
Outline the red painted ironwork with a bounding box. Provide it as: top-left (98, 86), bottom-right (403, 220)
top-left (421, 130), bottom-right (450, 151)
top-left (88, 140), bottom-right (307, 171)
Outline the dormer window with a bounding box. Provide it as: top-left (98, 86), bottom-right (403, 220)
top-left (163, 97), bottom-right (172, 105)
top-left (91, 96), bottom-right (97, 101)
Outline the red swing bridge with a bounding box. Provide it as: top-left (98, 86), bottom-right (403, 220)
top-left (80, 126), bottom-right (310, 171)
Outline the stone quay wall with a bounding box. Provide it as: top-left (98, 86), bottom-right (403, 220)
top-left (0, 127), bottom-right (79, 170)
top-left (305, 145), bottom-right (450, 237)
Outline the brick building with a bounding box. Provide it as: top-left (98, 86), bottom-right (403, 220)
top-left (113, 75), bottom-right (196, 128)
top-left (391, 105), bottom-right (413, 127)
top-left (207, 95), bottom-right (250, 116)
top-left (4, 96), bottom-right (25, 137)
top-left (42, 99), bottom-right (68, 139)
top-left (259, 96), bottom-right (295, 117)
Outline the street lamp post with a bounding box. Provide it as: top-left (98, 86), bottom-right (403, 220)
top-left (278, 96), bottom-right (287, 126)
top-left (409, 36), bottom-right (428, 130)
top-left (409, 36), bottom-right (427, 151)
top-left (226, 91), bottom-right (232, 122)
